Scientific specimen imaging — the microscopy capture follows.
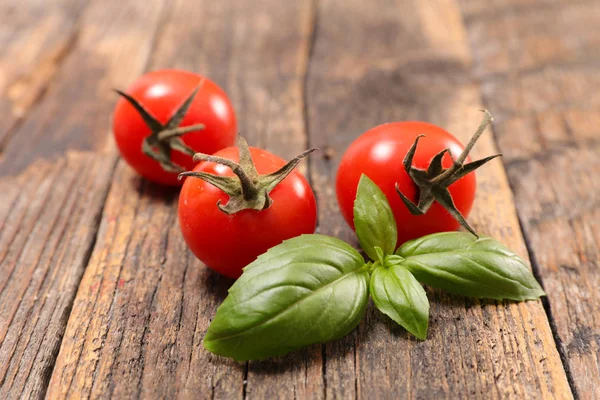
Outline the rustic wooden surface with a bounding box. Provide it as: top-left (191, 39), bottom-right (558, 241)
top-left (0, 0), bottom-right (597, 398)
top-left (461, 0), bottom-right (600, 397)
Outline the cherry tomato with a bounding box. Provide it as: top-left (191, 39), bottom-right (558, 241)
top-left (113, 69), bottom-right (237, 185)
top-left (179, 146), bottom-right (317, 278)
top-left (336, 122), bottom-right (476, 246)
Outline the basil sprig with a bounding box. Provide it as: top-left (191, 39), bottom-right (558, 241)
top-left (353, 176), bottom-right (430, 338)
top-left (203, 173), bottom-right (545, 360)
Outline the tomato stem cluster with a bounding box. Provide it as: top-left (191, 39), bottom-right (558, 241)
top-left (396, 110), bottom-right (501, 237)
top-left (179, 137), bottom-right (317, 215)
top-left (115, 80), bottom-right (207, 173)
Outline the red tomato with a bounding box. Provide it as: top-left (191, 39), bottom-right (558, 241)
top-left (336, 122), bottom-right (476, 246)
top-left (179, 146), bottom-right (317, 278)
top-left (113, 69), bottom-right (237, 185)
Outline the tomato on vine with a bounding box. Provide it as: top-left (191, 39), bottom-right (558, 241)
top-left (178, 138), bottom-right (318, 278)
top-left (336, 111), bottom-right (499, 245)
top-left (113, 69), bottom-right (237, 185)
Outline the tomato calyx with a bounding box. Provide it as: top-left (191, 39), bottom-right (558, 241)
top-left (114, 80), bottom-right (206, 173)
top-left (396, 110), bottom-right (501, 237)
top-left (179, 137), bottom-right (317, 215)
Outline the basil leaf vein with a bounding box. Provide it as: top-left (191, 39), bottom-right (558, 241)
top-left (396, 232), bottom-right (545, 301)
top-left (370, 265), bottom-right (429, 339)
top-left (353, 174), bottom-right (397, 260)
top-left (204, 234), bottom-right (369, 361)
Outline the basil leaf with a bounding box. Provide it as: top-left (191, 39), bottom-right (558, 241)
top-left (354, 174), bottom-right (397, 260)
top-left (370, 265), bottom-right (429, 339)
top-left (396, 232), bottom-right (546, 301)
top-left (203, 234), bottom-right (370, 361)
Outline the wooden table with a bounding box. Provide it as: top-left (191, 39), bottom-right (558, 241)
top-left (1, 0), bottom-right (598, 398)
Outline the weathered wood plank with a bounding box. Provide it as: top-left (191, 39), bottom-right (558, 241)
top-left (0, 0), bottom-right (165, 398)
top-left (461, 0), bottom-right (600, 397)
top-left (0, 0), bottom-right (86, 149)
top-left (306, 0), bottom-right (572, 398)
top-left (48, 1), bottom-right (317, 398)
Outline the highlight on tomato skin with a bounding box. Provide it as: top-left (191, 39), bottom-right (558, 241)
top-left (336, 121), bottom-right (477, 247)
top-left (112, 69), bottom-right (237, 186)
top-left (178, 145), bottom-right (318, 279)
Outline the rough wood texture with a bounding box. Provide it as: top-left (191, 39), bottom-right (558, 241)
top-left (0, 0), bottom-right (85, 149)
top-left (461, 0), bottom-right (600, 397)
top-left (305, 0), bottom-right (571, 398)
top-left (0, 0), bottom-right (165, 398)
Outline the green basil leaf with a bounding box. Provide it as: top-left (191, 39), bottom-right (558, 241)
top-left (203, 234), bottom-right (370, 361)
top-left (396, 232), bottom-right (546, 301)
top-left (370, 265), bottom-right (429, 339)
top-left (354, 174), bottom-right (397, 260)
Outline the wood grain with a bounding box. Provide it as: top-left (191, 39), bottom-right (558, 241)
top-left (461, 0), bottom-right (600, 397)
top-left (305, 0), bottom-right (572, 398)
top-left (0, 0), bottom-right (86, 149)
top-left (0, 0), bottom-right (166, 398)
top-left (48, 0), bottom-right (318, 398)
